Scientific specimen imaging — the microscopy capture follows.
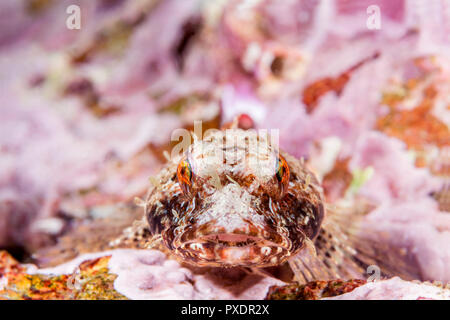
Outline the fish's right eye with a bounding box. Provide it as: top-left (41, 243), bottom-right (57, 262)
top-left (275, 155), bottom-right (290, 197)
top-left (177, 158), bottom-right (193, 196)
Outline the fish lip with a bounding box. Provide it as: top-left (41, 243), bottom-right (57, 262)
top-left (172, 228), bottom-right (293, 267)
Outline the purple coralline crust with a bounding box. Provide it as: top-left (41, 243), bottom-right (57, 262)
top-left (361, 199), bottom-right (450, 282)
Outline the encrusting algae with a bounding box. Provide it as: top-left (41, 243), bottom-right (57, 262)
top-left (0, 251), bottom-right (126, 300)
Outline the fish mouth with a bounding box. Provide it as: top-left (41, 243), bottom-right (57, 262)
top-left (173, 227), bottom-right (293, 267)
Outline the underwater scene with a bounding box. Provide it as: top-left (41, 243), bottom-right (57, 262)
top-left (0, 0), bottom-right (449, 300)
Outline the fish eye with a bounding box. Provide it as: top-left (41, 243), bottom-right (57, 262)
top-left (275, 155), bottom-right (290, 196)
top-left (177, 157), bottom-right (193, 196)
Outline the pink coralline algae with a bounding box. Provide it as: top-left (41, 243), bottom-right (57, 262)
top-left (349, 132), bottom-right (441, 204)
top-left (362, 199), bottom-right (450, 282)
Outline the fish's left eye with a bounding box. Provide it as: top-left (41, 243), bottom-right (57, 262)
top-left (177, 158), bottom-right (193, 196)
top-left (275, 155), bottom-right (290, 196)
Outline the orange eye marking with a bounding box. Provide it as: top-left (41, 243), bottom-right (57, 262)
top-left (177, 158), bottom-right (193, 195)
top-left (276, 155), bottom-right (290, 195)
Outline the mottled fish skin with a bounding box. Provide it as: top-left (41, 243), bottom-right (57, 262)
top-left (145, 129), bottom-right (325, 268)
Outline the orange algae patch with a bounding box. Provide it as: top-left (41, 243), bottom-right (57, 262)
top-left (0, 251), bottom-right (127, 300)
top-left (376, 56), bottom-right (449, 160)
top-left (302, 74), bottom-right (350, 113)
